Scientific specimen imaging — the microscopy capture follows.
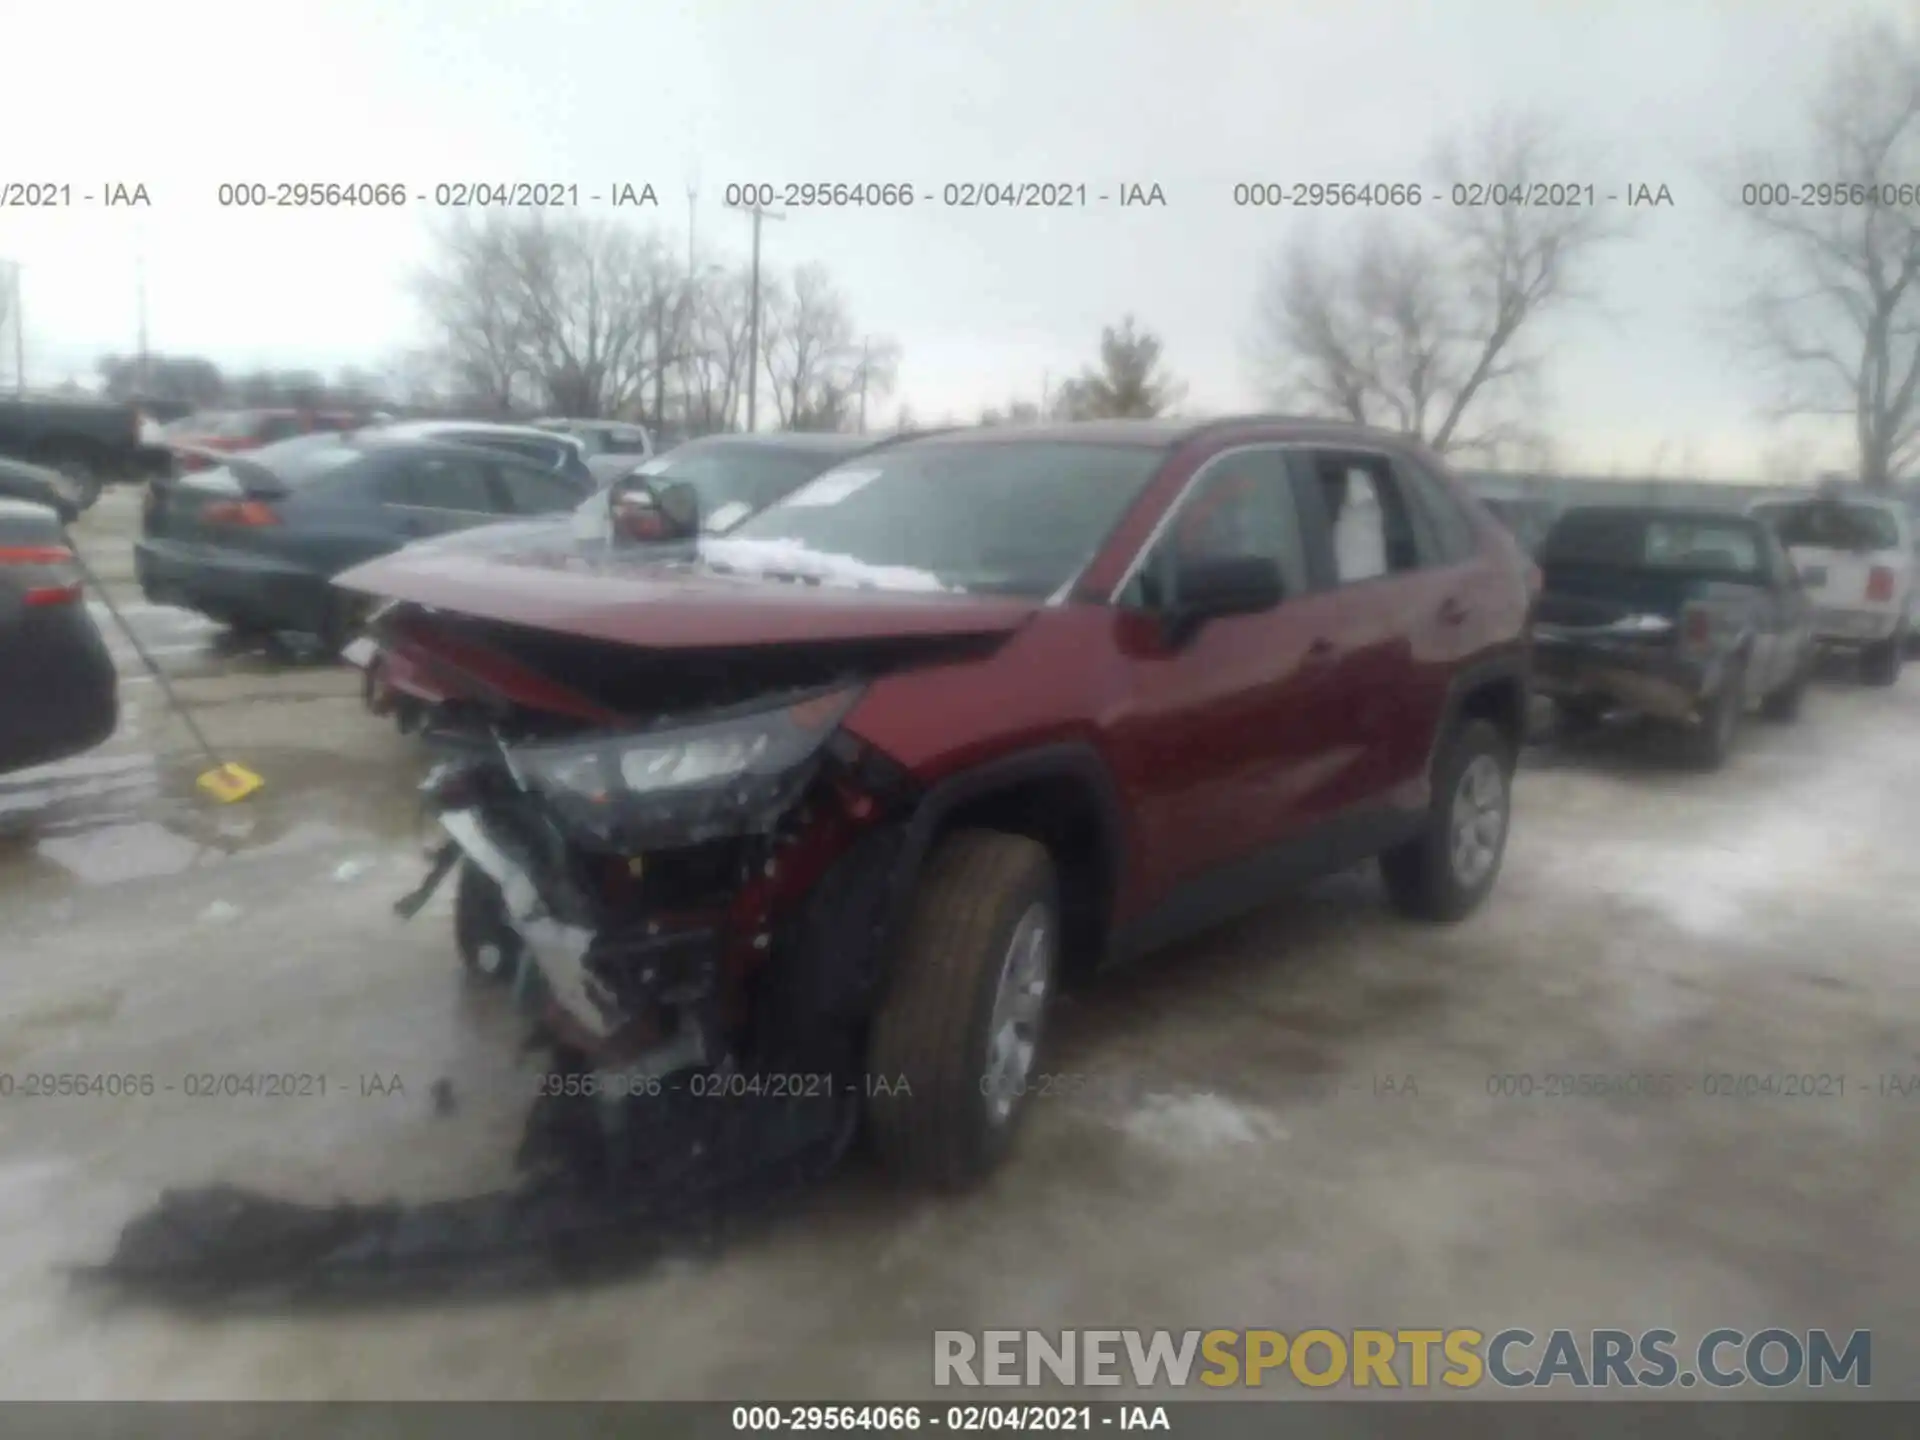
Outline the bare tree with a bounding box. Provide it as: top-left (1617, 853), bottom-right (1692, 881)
top-left (977, 399), bottom-right (1044, 426)
top-left (1254, 112), bottom-right (1623, 458)
top-left (414, 216), bottom-right (534, 415)
top-left (850, 337), bottom-right (901, 432)
top-left (1054, 315), bottom-right (1185, 419)
top-left (97, 353), bottom-right (225, 407)
top-left (758, 263), bottom-right (887, 431)
top-left (1727, 19), bottom-right (1920, 490)
top-left (502, 216), bottom-right (675, 419)
top-left (674, 266), bottom-right (755, 435)
top-left (415, 213), bottom-right (678, 420)
top-left (417, 216), bottom-right (896, 435)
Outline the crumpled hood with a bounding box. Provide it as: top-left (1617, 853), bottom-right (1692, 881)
top-left (335, 545), bottom-right (1043, 649)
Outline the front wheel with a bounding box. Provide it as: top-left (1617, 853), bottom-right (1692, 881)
top-left (318, 590), bottom-right (371, 660)
top-left (454, 859), bottom-right (523, 986)
top-left (1380, 719), bottom-right (1514, 922)
top-left (865, 830), bottom-right (1058, 1187)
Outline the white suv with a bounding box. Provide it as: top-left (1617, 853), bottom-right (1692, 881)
top-left (1750, 491), bottom-right (1913, 686)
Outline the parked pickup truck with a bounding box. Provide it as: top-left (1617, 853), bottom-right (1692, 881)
top-left (1531, 505), bottom-right (1815, 768)
top-left (1750, 490), bottom-right (1912, 686)
top-left (0, 395), bottom-right (151, 512)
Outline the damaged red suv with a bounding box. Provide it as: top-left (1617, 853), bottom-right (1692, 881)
top-left (339, 418), bottom-right (1533, 1190)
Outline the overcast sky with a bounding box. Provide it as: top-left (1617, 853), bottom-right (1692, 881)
top-left (2, 0), bottom-right (1906, 477)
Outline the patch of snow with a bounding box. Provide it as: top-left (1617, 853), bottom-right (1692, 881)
top-left (332, 856), bottom-right (375, 883)
top-left (1120, 1091), bottom-right (1286, 1156)
top-left (198, 900), bottom-right (241, 924)
top-left (1588, 806), bottom-right (1853, 940)
top-left (699, 536), bottom-right (956, 593)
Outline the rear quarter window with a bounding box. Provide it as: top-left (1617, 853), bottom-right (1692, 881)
top-left (1394, 456), bottom-right (1478, 564)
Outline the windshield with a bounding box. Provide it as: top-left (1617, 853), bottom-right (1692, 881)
top-left (1542, 512), bottom-right (1766, 579)
top-left (240, 434), bottom-right (366, 485)
top-left (625, 443), bottom-right (852, 533)
top-left (1754, 499), bottom-right (1902, 552)
top-left (596, 428), bottom-right (650, 455)
top-left (719, 441), bottom-right (1168, 595)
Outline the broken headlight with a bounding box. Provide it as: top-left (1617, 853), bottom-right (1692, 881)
top-left (506, 685), bottom-right (865, 847)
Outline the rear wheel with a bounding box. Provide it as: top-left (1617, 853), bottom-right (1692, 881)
top-left (1863, 634), bottom-right (1904, 687)
top-left (1380, 719), bottom-right (1514, 922)
top-left (51, 456), bottom-right (102, 516)
top-left (866, 830), bottom-right (1058, 1187)
top-left (1681, 663), bottom-right (1744, 769)
top-left (1761, 649), bottom-right (1810, 721)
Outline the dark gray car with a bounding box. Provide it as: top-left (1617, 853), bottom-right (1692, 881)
top-left (0, 475), bottom-right (116, 775)
top-left (135, 432), bottom-right (588, 649)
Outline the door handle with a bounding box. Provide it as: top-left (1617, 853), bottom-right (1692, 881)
top-left (1439, 597), bottom-right (1470, 625)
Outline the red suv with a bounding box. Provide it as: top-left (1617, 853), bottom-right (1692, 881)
top-left (340, 418), bottom-right (1534, 1190)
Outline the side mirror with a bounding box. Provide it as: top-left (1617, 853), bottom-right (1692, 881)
top-left (609, 476), bottom-right (698, 544)
top-left (1166, 554), bottom-right (1284, 639)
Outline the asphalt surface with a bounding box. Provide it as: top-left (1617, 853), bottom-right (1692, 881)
top-left (0, 486), bottom-right (1917, 1399)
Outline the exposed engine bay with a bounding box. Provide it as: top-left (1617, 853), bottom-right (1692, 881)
top-left (88, 606), bottom-right (977, 1298)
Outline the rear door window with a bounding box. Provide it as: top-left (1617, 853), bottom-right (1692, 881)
top-left (380, 453), bottom-right (499, 513)
top-left (489, 459), bottom-right (583, 514)
top-left (448, 432), bottom-right (564, 469)
top-left (1394, 456), bottom-right (1478, 564)
top-left (1298, 451), bottom-right (1423, 583)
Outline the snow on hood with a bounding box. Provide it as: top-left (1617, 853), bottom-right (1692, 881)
top-left (697, 535), bottom-right (958, 593)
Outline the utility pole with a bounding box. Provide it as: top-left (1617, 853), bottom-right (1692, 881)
top-left (857, 337), bottom-right (871, 434)
top-left (686, 180), bottom-right (698, 276)
top-left (10, 262), bottom-right (23, 397)
top-left (731, 200), bottom-right (784, 431)
top-left (136, 251), bottom-right (150, 397)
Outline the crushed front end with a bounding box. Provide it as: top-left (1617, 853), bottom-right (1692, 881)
top-left (90, 607), bottom-right (938, 1298)
top-left (384, 605), bottom-right (939, 1188)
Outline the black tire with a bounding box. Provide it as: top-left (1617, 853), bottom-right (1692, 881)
top-left (51, 456), bottom-right (103, 515)
top-left (865, 830), bottom-right (1058, 1188)
top-left (1379, 718), bottom-right (1514, 923)
top-left (454, 859), bottom-right (522, 986)
top-left (1863, 634), bottom-right (1904, 687)
top-left (1681, 663), bottom-right (1745, 769)
top-left (1760, 649), bottom-right (1810, 722)
top-left (318, 590), bottom-right (371, 660)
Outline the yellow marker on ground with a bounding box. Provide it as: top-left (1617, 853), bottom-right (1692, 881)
top-left (196, 762), bottom-right (265, 803)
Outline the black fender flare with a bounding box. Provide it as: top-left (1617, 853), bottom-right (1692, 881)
top-left (892, 740), bottom-right (1129, 908)
top-left (1429, 646), bottom-right (1531, 770)
top-left (800, 742), bottom-right (1133, 1018)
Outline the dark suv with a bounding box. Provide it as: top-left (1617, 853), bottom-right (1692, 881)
top-left (339, 418), bottom-right (1535, 1190)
